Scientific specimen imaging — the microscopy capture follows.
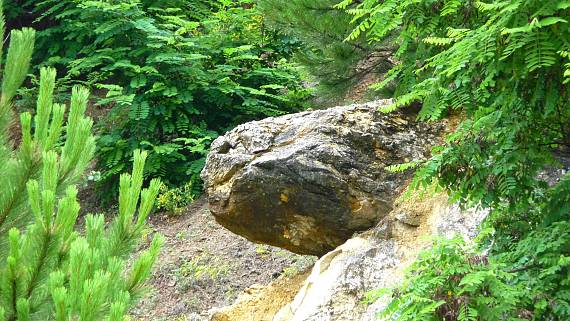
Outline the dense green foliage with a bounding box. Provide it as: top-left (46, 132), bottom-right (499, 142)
top-left (0, 7), bottom-right (162, 319)
top-left (258, 0), bottom-right (393, 99)
top-left (369, 220), bottom-right (570, 320)
top-left (337, 0), bottom-right (570, 319)
top-left (338, 0), bottom-right (570, 211)
top-left (8, 0), bottom-right (310, 196)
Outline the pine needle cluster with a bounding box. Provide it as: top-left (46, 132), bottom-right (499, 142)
top-left (0, 2), bottom-right (162, 319)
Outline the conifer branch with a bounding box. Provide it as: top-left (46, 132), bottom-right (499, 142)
top-left (0, 3), bottom-right (162, 318)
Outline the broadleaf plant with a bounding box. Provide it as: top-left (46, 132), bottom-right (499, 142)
top-left (7, 0), bottom-right (311, 199)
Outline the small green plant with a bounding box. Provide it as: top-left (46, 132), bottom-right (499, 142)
top-left (280, 255), bottom-right (317, 278)
top-left (178, 255), bottom-right (230, 281)
top-left (255, 244), bottom-right (271, 255)
top-left (172, 255), bottom-right (231, 292)
top-left (156, 182), bottom-right (195, 216)
top-left (175, 230), bottom-right (195, 240)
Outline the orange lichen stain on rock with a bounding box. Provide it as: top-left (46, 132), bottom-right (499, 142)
top-left (350, 198), bottom-right (363, 212)
top-left (283, 228), bottom-right (291, 240)
top-left (392, 116), bottom-right (409, 125)
top-left (374, 141), bottom-right (389, 159)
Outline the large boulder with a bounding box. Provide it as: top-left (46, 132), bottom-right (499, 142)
top-left (201, 100), bottom-right (443, 255)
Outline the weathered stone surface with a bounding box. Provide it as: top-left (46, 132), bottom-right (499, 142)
top-left (208, 272), bottom-right (310, 321)
top-left (201, 100), bottom-right (443, 255)
top-left (272, 194), bottom-right (489, 321)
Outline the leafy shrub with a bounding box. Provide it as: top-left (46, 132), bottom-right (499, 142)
top-left (8, 0), bottom-right (311, 197)
top-left (0, 8), bottom-right (162, 319)
top-left (367, 236), bottom-right (518, 321)
top-left (368, 218), bottom-right (570, 321)
top-left (156, 181), bottom-right (195, 216)
top-left (368, 175), bottom-right (570, 320)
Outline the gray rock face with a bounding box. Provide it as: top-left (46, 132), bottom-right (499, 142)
top-left (201, 100), bottom-right (443, 256)
top-left (273, 195), bottom-right (489, 321)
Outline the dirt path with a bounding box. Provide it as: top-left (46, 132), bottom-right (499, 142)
top-left (130, 196), bottom-right (315, 321)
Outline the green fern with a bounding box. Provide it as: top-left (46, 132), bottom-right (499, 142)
top-left (129, 101), bottom-right (150, 121)
top-left (524, 30), bottom-right (558, 72)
